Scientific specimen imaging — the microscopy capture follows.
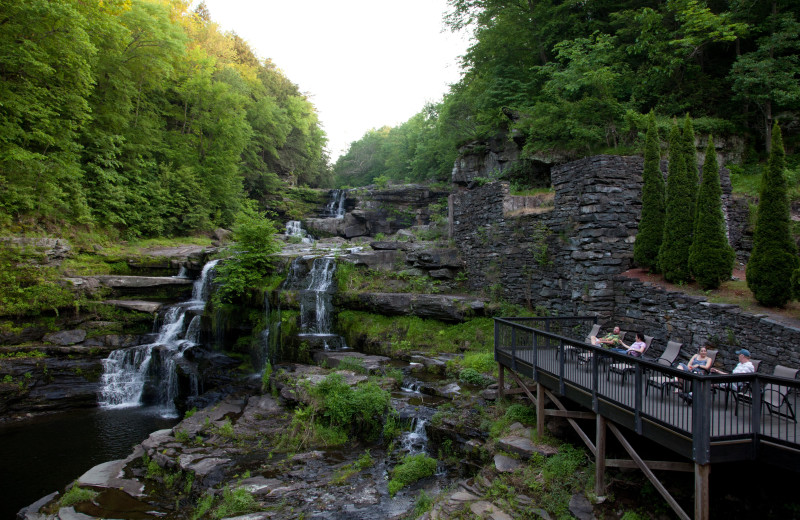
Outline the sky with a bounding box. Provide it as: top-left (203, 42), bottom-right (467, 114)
top-left (199, 0), bottom-right (470, 161)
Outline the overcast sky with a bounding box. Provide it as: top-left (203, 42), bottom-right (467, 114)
top-left (198, 0), bottom-right (470, 161)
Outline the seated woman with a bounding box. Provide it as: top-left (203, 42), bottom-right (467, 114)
top-left (677, 346), bottom-right (713, 375)
top-left (610, 333), bottom-right (647, 357)
top-left (674, 346), bottom-right (713, 397)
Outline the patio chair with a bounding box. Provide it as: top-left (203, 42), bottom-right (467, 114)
top-left (606, 335), bottom-right (654, 386)
top-left (760, 365), bottom-right (798, 422)
top-left (576, 330), bottom-right (628, 370)
top-left (643, 341), bottom-right (684, 396)
top-left (562, 323), bottom-right (600, 361)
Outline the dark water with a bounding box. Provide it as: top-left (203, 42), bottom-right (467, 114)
top-left (0, 407), bottom-right (178, 519)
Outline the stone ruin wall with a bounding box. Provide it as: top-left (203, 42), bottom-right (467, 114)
top-left (450, 154), bottom-right (800, 372)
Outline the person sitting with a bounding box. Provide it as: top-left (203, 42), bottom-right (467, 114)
top-left (677, 346), bottom-right (713, 375)
top-left (591, 326), bottom-right (623, 349)
top-left (710, 348), bottom-right (755, 391)
top-left (610, 333), bottom-right (647, 357)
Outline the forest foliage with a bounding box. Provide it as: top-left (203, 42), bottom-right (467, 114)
top-left (0, 0), bottom-right (331, 237)
top-left (334, 0), bottom-right (800, 188)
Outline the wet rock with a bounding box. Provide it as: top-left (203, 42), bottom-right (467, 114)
top-left (16, 491), bottom-right (58, 520)
top-left (569, 493), bottom-right (597, 520)
top-left (42, 330), bottom-right (86, 346)
top-left (102, 300), bottom-right (162, 313)
top-left (77, 459), bottom-right (145, 497)
top-left (237, 476), bottom-right (283, 495)
top-left (57, 507), bottom-right (93, 520)
top-left (312, 351), bottom-right (390, 373)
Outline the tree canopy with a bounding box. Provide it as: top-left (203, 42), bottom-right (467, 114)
top-left (0, 0), bottom-right (330, 236)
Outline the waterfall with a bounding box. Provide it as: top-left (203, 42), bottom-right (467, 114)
top-left (285, 220), bottom-right (313, 244)
top-left (98, 260), bottom-right (219, 417)
top-left (302, 257), bottom-right (336, 334)
top-left (323, 189), bottom-right (347, 219)
top-left (400, 418), bottom-right (429, 455)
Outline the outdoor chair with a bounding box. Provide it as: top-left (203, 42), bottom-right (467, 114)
top-left (762, 365), bottom-right (799, 422)
top-left (643, 341), bottom-right (684, 396)
top-left (562, 323), bottom-right (600, 361)
top-left (606, 335), bottom-right (654, 386)
top-left (577, 330), bottom-right (627, 370)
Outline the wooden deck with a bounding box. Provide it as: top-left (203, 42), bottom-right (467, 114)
top-left (494, 318), bottom-right (800, 467)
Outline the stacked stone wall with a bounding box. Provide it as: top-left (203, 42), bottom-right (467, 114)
top-left (451, 154), bottom-right (794, 373)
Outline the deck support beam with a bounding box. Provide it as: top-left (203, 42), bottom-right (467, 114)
top-left (498, 362), bottom-right (505, 399)
top-left (607, 422), bottom-right (690, 520)
top-left (695, 463), bottom-right (710, 520)
top-left (595, 414), bottom-right (606, 496)
top-left (536, 383), bottom-right (545, 437)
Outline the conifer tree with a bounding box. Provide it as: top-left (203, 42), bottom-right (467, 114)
top-left (633, 112), bottom-right (665, 271)
top-left (688, 136), bottom-right (734, 289)
top-left (746, 123), bottom-right (799, 306)
top-left (682, 114), bottom-right (699, 223)
top-left (658, 120), bottom-right (694, 283)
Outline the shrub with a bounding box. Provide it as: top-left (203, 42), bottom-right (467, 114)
top-left (312, 374), bottom-right (392, 441)
top-left (658, 120), bottom-right (695, 283)
top-left (459, 367), bottom-right (489, 386)
top-left (633, 112), bottom-right (665, 271)
top-left (213, 487), bottom-right (257, 519)
top-left (688, 136), bottom-right (735, 289)
top-left (747, 123), bottom-right (800, 306)
top-left (388, 453), bottom-right (438, 496)
top-left (60, 484), bottom-right (97, 507)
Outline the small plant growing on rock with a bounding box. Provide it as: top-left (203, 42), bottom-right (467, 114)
top-left (388, 453), bottom-right (438, 497)
top-left (59, 483), bottom-right (97, 507)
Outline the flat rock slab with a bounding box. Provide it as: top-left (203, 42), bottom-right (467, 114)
top-left (494, 454), bottom-right (523, 473)
top-left (497, 435), bottom-right (559, 459)
top-left (470, 501), bottom-right (514, 520)
top-left (449, 491), bottom-right (480, 503)
top-left (312, 351), bottom-right (390, 372)
top-left (77, 459), bottom-right (145, 498)
top-left (95, 275), bottom-right (193, 288)
top-left (238, 476), bottom-right (283, 495)
top-left (57, 508), bottom-right (94, 520)
top-left (43, 329), bottom-right (86, 346)
top-left (103, 300), bottom-right (163, 313)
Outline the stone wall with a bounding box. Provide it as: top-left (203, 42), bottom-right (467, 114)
top-left (451, 154), bottom-right (795, 372)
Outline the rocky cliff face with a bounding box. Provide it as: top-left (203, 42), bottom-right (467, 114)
top-left (305, 184), bottom-right (449, 239)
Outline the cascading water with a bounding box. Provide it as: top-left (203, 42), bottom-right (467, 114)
top-left (323, 189), bottom-right (347, 219)
top-left (285, 220), bottom-right (313, 244)
top-left (99, 260), bottom-right (219, 417)
top-left (303, 257), bottom-right (336, 334)
top-left (400, 417), bottom-right (429, 455)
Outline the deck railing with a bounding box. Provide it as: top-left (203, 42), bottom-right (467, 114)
top-left (494, 317), bottom-right (800, 464)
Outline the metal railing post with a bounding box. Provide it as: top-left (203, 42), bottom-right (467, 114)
top-left (692, 377), bottom-right (711, 464)
top-left (559, 338), bottom-right (566, 395)
top-left (634, 363), bottom-right (643, 434)
top-left (511, 325), bottom-right (517, 371)
top-left (494, 320), bottom-right (499, 361)
top-left (591, 346), bottom-right (599, 412)
top-left (751, 376), bottom-right (761, 454)
top-left (532, 330), bottom-right (538, 381)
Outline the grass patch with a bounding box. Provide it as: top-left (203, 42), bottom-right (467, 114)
top-left (337, 311), bottom-right (494, 354)
top-left (59, 484), bottom-right (98, 507)
top-left (388, 453), bottom-right (438, 497)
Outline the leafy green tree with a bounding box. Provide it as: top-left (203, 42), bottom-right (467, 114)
top-left (658, 120), bottom-right (694, 283)
top-left (213, 203), bottom-right (281, 304)
top-left (746, 123), bottom-right (799, 306)
top-left (633, 112), bottom-right (665, 271)
top-left (688, 136), bottom-right (734, 289)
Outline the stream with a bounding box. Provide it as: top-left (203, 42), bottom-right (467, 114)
top-left (0, 407), bottom-right (179, 519)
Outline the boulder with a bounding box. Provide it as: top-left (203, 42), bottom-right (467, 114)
top-left (497, 433), bottom-right (559, 459)
top-left (335, 292), bottom-right (486, 322)
top-left (102, 300), bottom-right (162, 313)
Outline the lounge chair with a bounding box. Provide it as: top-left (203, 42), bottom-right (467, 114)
top-left (760, 365), bottom-right (798, 422)
top-left (576, 330), bottom-right (627, 370)
top-left (562, 323), bottom-right (600, 361)
top-left (643, 341), bottom-right (684, 396)
top-left (606, 335), bottom-right (654, 386)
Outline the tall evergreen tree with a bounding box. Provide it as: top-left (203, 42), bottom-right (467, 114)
top-left (658, 120), bottom-right (694, 283)
top-left (746, 123), bottom-right (799, 306)
top-left (633, 112), bottom-right (665, 271)
top-left (682, 114), bottom-right (699, 223)
top-left (688, 136), bottom-right (735, 289)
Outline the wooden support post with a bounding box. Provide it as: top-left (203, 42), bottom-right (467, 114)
top-left (498, 363), bottom-right (505, 399)
top-left (595, 414), bottom-right (606, 497)
top-left (536, 382), bottom-right (545, 437)
top-left (695, 463), bottom-right (710, 520)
